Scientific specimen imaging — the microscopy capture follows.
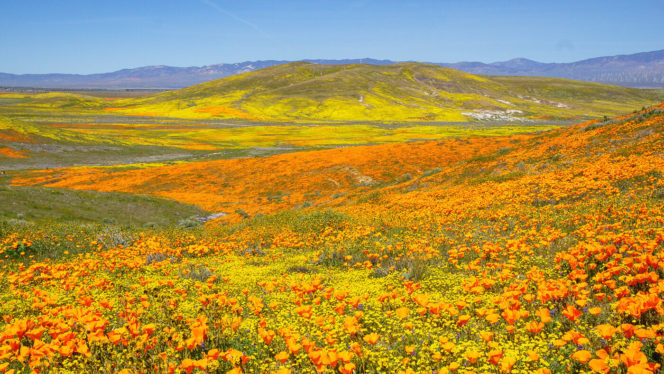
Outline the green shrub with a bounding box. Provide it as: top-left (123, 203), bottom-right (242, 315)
top-left (422, 167), bottom-right (442, 177)
top-left (178, 216), bottom-right (202, 229)
top-left (292, 209), bottom-right (351, 233)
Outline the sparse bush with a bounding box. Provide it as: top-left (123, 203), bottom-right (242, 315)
top-left (356, 191), bottom-right (381, 204)
top-left (293, 209), bottom-right (350, 233)
top-left (422, 167), bottom-right (442, 177)
top-left (146, 253), bottom-right (168, 265)
top-left (4, 218), bottom-right (34, 227)
top-left (582, 122), bottom-right (606, 132)
top-left (241, 245), bottom-right (265, 257)
top-left (144, 222), bottom-right (160, 229)
top-left (652, 188), bottom-right (664, 199)
top-left (314, 251), bottom-right (344, 267)
top-left (401, 260), bottom-right (427, 281)
top-left (286, 265), bottom-right (314, 274)
top-left (369, 266), bottom-right (390, 278)
top-left (235, 209), bottom-right (251, 219)
top-left (146, 253), bottom-right (180, 265)
top-left (97, 227), bottom-right (133, 249)
top-left (177, 216), bottom-right (202, 229)
top-left (180, 263), bottom-right (214, 282)
top-left (397, 173), bottom-right (413, 183)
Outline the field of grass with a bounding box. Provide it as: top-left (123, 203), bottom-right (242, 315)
top-left (0, 174), bottom-right (206, 227)
top-left (0, 105), bottom-right (558, 171)
top-left (11, 120), bottom-right (559, 149)
top-left (1, 103), bottom-right (664, 373)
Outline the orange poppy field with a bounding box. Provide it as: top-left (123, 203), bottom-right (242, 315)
top-left (1, 103), bottom-right (664, 373)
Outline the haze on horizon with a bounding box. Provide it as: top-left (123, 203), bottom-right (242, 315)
top-left (1, 0), bottom-right (663, 74)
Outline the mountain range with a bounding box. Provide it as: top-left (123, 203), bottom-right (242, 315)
top-left (0, 59), bottom-right (392, 90)
top-left (441, 50), bottom-right (664, 89)
top-left (0, 51), bottom-right (663, 89)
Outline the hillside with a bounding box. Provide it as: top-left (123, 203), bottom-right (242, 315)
top-left (3, 104), bottom-right (664, 372)
top-left (106, 62), bottom-right (664, 122)
top-left (13, 103), bottom-right (664, 221)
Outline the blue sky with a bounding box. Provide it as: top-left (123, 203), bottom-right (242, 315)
top-left (1, 0), bottom-right (663, 74)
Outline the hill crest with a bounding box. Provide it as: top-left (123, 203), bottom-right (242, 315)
top-left (106, 62), bottom-right (664, 123)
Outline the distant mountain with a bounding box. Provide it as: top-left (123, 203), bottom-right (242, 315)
top-left (0, 59), bottom-right (394, 90)
top-left (0, 61), bottom-right (288, 89)
top-left (0, 51), bottom-right (663, 89)
top-left (439, 50), bottom-right (664, 88)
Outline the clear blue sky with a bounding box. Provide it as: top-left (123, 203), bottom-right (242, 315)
top-left (1, 0), bottom-right (663, 74)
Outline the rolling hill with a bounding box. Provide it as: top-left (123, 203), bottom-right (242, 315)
top-left (106, 62), bottom-right (664, 122)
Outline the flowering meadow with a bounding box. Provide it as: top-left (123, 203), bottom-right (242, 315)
top-left (1, 104), bottom-right (664, 373)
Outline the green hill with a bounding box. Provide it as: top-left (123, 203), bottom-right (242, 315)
top-left (110, 62), bottom-right (664, 122)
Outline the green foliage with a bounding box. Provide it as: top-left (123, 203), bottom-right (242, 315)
top-left (292, 209), bottom-right (352, 234)
top-left (422, 167), bottom-right (442, 177)
top-left (235, 209), bottom-right (251, 219)
top-left (397, 173), bottom-right (413, 183)
top-left (356, 191), bottom-right (382, 204)
top-left (177, 216), bottom-right (203, 229)
top-left (0, 182), bottom-right (206, 227)
top-left (179, 263), bottom-right (215, 282)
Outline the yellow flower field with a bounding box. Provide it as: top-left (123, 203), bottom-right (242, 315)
top-left (1, 104), bottom-right (664, 373)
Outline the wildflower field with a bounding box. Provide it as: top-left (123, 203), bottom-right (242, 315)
top-left (1, 103), bottom-right (664, 374)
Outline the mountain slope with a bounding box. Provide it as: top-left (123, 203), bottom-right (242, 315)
top-left (441, 49), bottom-right (664, 88)
top-left (0, 61), bottom-right (289, 89)
top-left (107, 62), bottom-right (664, 122)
